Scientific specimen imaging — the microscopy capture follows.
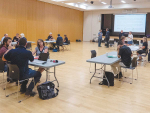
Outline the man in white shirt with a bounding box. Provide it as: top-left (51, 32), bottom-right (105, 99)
top-left (128, 31), bottom-right (133, 45)
top-left (1, 34), bottom-right (8, 44)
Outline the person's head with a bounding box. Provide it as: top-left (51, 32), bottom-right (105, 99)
top-left (4, 34), bottom-right (8, 37)
top-left (2, 37), bottom-right (12, 47)
top-left (20, 33), bottom-right (25, 38)
top-left (143, 37), bottom-right (147, 43)
top-left (37, 39), bottom-right (45, 48)
top-left (16, 33), bottom-right (19, 37)
top-left (64, 35), bottom-right (67, 37)
top-left (106, 28), bottom-right (109, 31)
top-left (100, 29), bottom-right (102, 32)
top-left (121, 30), bottom-right (123, 33)
top-left (19, 38), bottom-right (27, 47)
top-left (58, 34), bottom-right (60, 37)
top-left (121, 36), bottom-right (126, 43)
top-left (129, 31), bottom-right (132, 35)
top-left (49, 32), bottom-right (52, 36)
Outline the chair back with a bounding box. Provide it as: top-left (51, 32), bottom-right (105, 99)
top-left (68, 40), bottom-right (70, 44)
top-left (26, 43), bottom-right (31, 49)
top-left (131, 57), bottom-right (138, 68)
top-left (0, 58), bottom-right (5, 72)
top-left (7, 64), bottom-right (20, 80)
top-left (109, 40), bottom-right (114, 44)
top-left (133, 40), bottom-right (139, 45)
top-left (58, 39), bottom-right (63, 46)
top-left (91, 50), bottom-right (96, 58)
top-left (114, 39), bottom-right (119, 42)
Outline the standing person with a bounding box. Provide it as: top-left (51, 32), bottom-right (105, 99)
top-left (137, 37), bottom-right (148, 61)
top-left (128, 31), bottom-right (133, 45)
top-left (13, 33), bottom-right (20, 42)
top-left (47, 32), bottom-right (54, 41)
top-left (98, 30), bottom-right (103, 47)
top-left (105, 28), bottom-right (110, 48)
top-left (2, 38), bottom-right (43, 96)
top-left (119, 30), bottom-right (125, 39)
top-left (63, 35), bottom-right (68, 44)
top-left (1, 34), bottom-right (8, 43)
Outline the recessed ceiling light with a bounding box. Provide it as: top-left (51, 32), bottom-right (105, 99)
top-left (121, 1), bottom-right (126, 3)
top-left (101, 2), bottom-right (106, 4)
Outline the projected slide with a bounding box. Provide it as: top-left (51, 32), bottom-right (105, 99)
top-left (114, 14), bottom-right (146, 32)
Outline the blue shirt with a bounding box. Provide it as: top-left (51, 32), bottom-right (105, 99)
top-left (56, 36), bottom-right (63, 45)
top-left (4, 46), bottom-right (34, 78)
top-left (98, 32), bottom-right (103, 39)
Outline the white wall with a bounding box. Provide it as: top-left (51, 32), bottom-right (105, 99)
top-left (83, 11), bottom-right (101, 41)
top-left (83, 8), bottom-right (150, 41)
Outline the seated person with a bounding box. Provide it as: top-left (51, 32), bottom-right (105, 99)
top-left (54, 34), bottom-right (63, 50)
top-left (32, 39), bottom-right (48, 56)
top-left (127, 31), bottom-right (133, 45)
top-left (0, 37), bottom-right (12, 72)
top-left (111, 38), bottom-right (133, 78)
top-left (63, 35), bottom-right (68, 44)
top-left (13, 33), bottom-right (20, 42)
top-left (47, 32), bottom-right (54, 41)
top-left (2, 38), bottom-right (43, 96)
top-left (137, 37), bottom-right (148, 60)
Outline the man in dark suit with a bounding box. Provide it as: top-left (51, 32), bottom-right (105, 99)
top-left (119, 30), bottom-right (125, 39)
top-left (105, 28), bottom-right (110, 48)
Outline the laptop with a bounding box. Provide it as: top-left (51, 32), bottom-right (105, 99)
top-left (38, 53), bottom-right (49, 61)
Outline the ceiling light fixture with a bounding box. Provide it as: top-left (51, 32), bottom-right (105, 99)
top-left (121, 1), bottom-right (126, 3)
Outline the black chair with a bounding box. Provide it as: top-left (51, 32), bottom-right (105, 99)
top-left (57, 39), bottom-right (64, 51)
top-left (141, 49), bottom-right (148, 66)
top-left (63, 40), bottom-right (71, 51)
top-left (0, 58), bottom-right (5, 84)
top-left (114, 39), bottom-right (119, 42)
top-left (133, 40), bottom-right (139, 45)
top-left (26, 43), bottom-right (32, 51)
top-left (89, 50), bottom-right (103, 74)
top-left (5, 64), bottom-right (35, 103)
top-left (121, 57), bottom-right (138, 84)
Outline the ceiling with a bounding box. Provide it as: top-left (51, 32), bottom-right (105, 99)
top-left (38, 0), bottom-right (150, 11)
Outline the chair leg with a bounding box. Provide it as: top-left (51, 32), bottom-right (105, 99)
top-left (135, 67), bottom-right (138, 80)
top-left (130, 70), bottom-right (133, 84)
top-left (17, 80), bottom-right (19, 101)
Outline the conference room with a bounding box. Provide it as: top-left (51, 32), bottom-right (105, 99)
top-left (0, 0), bottom-right (150, 113)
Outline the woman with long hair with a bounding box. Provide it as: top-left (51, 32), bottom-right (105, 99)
top-left (32, 39), bottom-right (48, 56)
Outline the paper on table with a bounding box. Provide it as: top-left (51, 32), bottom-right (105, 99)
top-left (32, 60), bottom-right (46, 64)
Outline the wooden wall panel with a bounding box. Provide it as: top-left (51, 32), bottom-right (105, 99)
top-left (0, 0), bottom-right (83, 42)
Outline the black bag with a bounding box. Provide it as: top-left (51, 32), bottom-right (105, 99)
top-left (37, 81), bottom-right (59, 100)
top-left (103, 72), bottom-right (114, 86)
top-left (148, 50), bottom-right (150, 62)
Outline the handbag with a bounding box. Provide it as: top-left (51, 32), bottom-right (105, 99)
top-left (37, 81), bottom-right (59, 100)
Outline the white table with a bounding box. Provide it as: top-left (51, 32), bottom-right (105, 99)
top-left (27, 41), bottom-right (35, 43)
top-left (44, 40), bottom-right (56, 43)
top-left (29, 59), bottom-right (65, 87)
top-left (0, 42), bottom-right (17, 46)
top-left (86, 51), bottom-right (120, 87)
top-left (128, 46), bottom-right (139, 52)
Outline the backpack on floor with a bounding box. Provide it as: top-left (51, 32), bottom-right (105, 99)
top-left (103, 72), bottom-right (114, 86)
top-left (37, 81), bottom-right (59, 100)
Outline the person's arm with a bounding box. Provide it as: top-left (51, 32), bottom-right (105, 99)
top-left (118, 47), bottom-right (122, 58)
top-left (29, 51), bottom-right (34, 62)
top-left (2, 49), bottom-right (12, 61)
top-left (32, 49), bottom-right (37, 55)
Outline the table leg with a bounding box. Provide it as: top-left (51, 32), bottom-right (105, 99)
top-left (46, 69), bottom-right (48, 82)
top-left (54, 67), bottom-right (59, 87)
top-left (90, 63), bottom-right (96, 84)
top-left (103, 65), bottom-right (110, 87)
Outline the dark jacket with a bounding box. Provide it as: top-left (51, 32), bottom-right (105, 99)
top-left (105, 31), bottom-right (110, 41)
top-left (119, 32), bottom-right (125, 39)
top-left (56, 36), bottom-right (63, 45)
